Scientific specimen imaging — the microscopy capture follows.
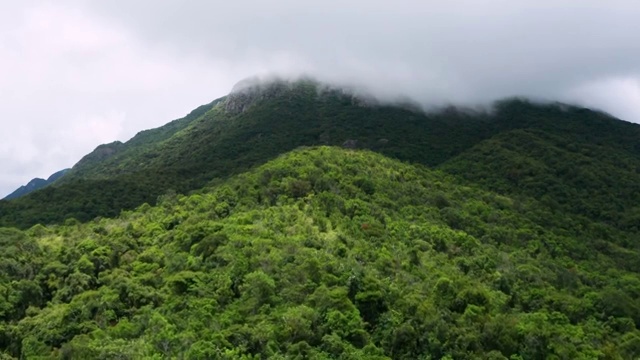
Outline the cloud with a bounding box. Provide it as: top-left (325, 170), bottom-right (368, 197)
top-left (0, 2), bottom-right (246, 196)
top-left (2, 0), bottom-right (640, 196)
top-left (564, 78), bottom-right (640, 122)
top-left (77, 0), bottom-right (640, 108)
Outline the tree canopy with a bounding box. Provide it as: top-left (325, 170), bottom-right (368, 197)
top-left (0, 147), bottom-right (638, 359)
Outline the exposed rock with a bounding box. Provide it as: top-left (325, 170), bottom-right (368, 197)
top-left (342, 139), bottom-right (358, 149)
top-left (225, 76), bottom-right (384, 114)
top-left (73, 141), bottom-right (125, 169)
top-left (93, 145), bottom-right (120, 158)
top-left (224, 77), bottom-right (290, 114)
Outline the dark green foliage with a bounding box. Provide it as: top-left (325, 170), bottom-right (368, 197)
top-left (0, 147), bottom-right (638, 358)
top-left (440, 127), bottom-right (640, 232)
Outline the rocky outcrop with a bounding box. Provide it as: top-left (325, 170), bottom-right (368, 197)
top-left (342, 139), bottom-right (358, 149)
top-left (224, 77), bottom-right (291, 114)
top-left (224, 76), bottom-right (384, 114)
top-left (72, 141), bottom-right (125, 169)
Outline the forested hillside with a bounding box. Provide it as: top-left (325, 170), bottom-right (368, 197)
top-left (1, 79), bottom-right (639, 231)
top-left (0, 79), bottom-right (639, 358)
top-left (1, 147), bottom-right (639, 359)
top-left (441, 128), bottom-right (640, 232)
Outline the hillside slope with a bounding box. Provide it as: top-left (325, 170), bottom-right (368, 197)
top-left (440, 128), bottom-right (640, 232)
top-left (63, 99), bottom-right (223, 180)
top-left (1, 147), bottom-right (639, 359)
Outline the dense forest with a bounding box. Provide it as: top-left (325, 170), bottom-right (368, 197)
top-left (0, 147), bottom-right (638, 358)
top-left (0, 79), bottom-right (639, 358)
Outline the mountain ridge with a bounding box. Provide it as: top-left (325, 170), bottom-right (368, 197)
top-left (1, 78), bottom-right (639, 231)
top-left (3, 168), bottom-right (70, 201)
top-left (63, 97), bottom-right (224, 182)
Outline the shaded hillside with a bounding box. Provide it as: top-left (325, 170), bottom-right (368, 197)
top-left (1, 147), bottom-right (638, 359)
top-left (3, 169), bottom-right (70, 201)
top-left (492, 98), bottom-right (640, 156)
top-left (1, 79), bottom-right (640, 230)
top-left (440, 128), bottom-right (640, 232)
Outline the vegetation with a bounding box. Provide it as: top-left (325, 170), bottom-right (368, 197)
top-left (0, 79), bottom-right (639, 358)
top-left (1, 79), bottom-right (493, 228)
top-left (444, 99), bottom-right (640, 227)
top-left (2, 80), bottom-right (639, 230)
top-left (0, 147), bottom-right (639, 359)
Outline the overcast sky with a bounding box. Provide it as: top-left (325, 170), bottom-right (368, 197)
top-left (1, 0), bottom-right (640, 197)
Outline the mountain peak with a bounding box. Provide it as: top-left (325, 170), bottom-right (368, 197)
top-left (2, 168), bottom-right (69, 200)
top-left (71, 141), bottom-right (125, 171)
top-left (225, 76), bottom-right (319, 114)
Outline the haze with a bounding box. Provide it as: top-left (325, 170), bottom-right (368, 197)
top-left (1, 0), bottom-right (640, 197)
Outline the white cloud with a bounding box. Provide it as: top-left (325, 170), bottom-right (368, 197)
top-left (0, 3), bottom-right (235, 196)
top-left (564, 77), bottom-right (640, 123)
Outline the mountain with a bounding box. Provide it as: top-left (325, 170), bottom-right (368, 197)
top-left (0, 147), bottom-right (638, 359)
top-left (0, 78), bottom-right (639, 358)
top-left (0, 78), bottom-right (492, 228)
top-left (2, 169), bottom-right (70, 201)
top-left (3, 78), bottom-right (639, 230)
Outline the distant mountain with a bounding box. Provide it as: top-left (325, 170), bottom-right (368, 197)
top-left (2, 168), bottom-right (70, 200)
top-left (1, 78), bottom-right (639, 230)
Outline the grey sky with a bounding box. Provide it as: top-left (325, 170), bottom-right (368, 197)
top-left (2, 1), bottom-right (640, 197)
